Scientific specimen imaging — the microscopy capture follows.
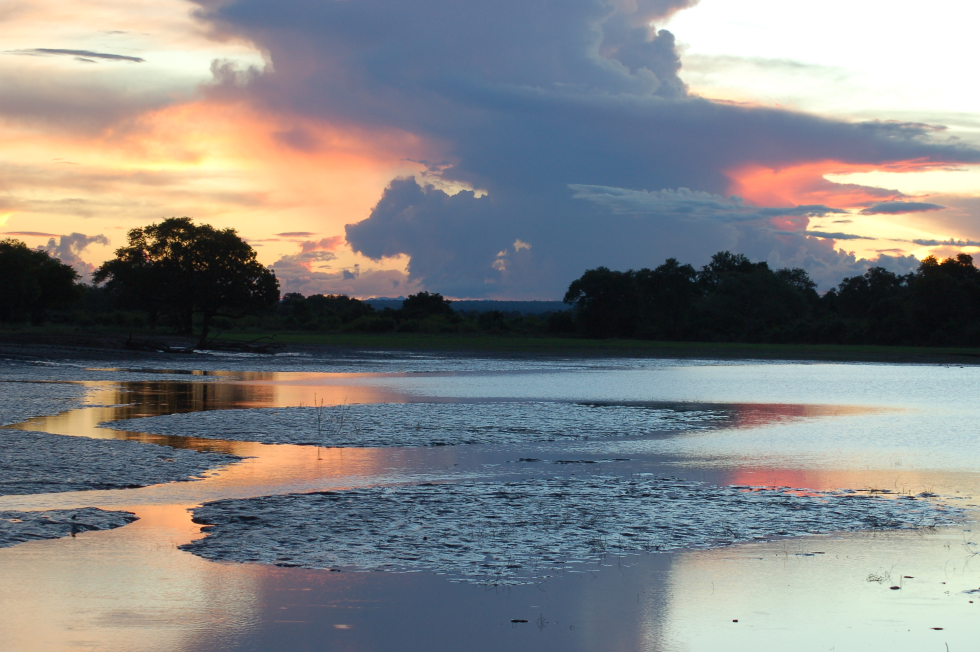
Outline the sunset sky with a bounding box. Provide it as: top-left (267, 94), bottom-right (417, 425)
top-left (2, 0), bottom-right (978, 298)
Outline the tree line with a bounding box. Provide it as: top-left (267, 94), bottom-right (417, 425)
top-left (2, 217), bottom-right (979, 348)
top-left (563, 251), bottom-right (980, 346)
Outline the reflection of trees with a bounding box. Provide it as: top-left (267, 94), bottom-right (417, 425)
top-left (109, 381), bottom-right (277, 420)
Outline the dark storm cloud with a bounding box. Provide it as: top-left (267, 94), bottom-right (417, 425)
top-left (9, 49), bottom-right (145, 63)
top-left (194, 0), bottom-right (980, 295)
top-left (860, 201), bottom-right (946, 215)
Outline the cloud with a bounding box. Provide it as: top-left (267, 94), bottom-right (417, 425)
top-left (569, 185), bottom-right (846, 221)
top-left (275, 231), bottom-right (317, 237)
top-left (730, 225), bottom-right (921, 289)
top-left (3, 231), bottom-right (59, 237)
top-left (39, 232), bottom-right (110, 280)
top-left (911, 238), bottom-right (980, 247)
top-left (270, 236), bottom-right (356, 293)
top-left (795, 231), bottom-right (876, 241)
top-left (7, 49), bottom-right (145, 63)
top-left (272, 126), bottom-right (321, 152)
top-left (298, 236), bottom-right (343, 253)
top-left (271, 254), bottom-right (419, 297)
top-left (790, 230), bottom-right (980, 250)
top-left (188, 0), bottom-right (980, 294)
top-left (860, 201), bottom-right (946, 215)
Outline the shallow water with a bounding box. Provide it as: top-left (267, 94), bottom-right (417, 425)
top-left (0, 355), bottom-right (979, 651)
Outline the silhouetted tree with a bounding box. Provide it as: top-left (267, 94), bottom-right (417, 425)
top-left (565, 252), bottom-right (822, 342)
top-left (908, 254), bottom-right (980, 344)
top-left (563, 267), bottom-right (639, 338)
top-left (0, 238), bottom-right (82, 323)
top-left (400, 291), bottom-right (455, 320)
top-left (94, 218), bottom-right (279, 347)
top-left (822, 267), bottom-right (909, 344)
top-left (278, 293), bottom-right (375, 330)
top-left (634, 258), bottom-right (699, 339)
top-left (694, 253), bottom-right (813, 342)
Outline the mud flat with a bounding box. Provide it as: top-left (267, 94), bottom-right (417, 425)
top-left (0, 507), bottom-right (138, 548)
top-left (103, 402), bottom-right (724, 448)
top-left (183, 475), bottom-right (959, 584)
top-left (0, 430), bottom-right (241, 495)
top-left (0, 377), bottom-right (91, 427)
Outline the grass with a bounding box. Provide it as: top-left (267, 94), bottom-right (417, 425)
top-left (209, 329), bottom-right (980, 363)
top-left (3, 322), bottom-right (980, 364)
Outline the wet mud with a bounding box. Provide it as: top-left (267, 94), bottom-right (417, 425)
top-left (0, 507), bottom-right (137, 548)
top-left (0, 430), bottom-right (241, 495)
top-left (183, 475), bottom-right (959, 584)
top-left (103, 402), bottom-right (724, 447)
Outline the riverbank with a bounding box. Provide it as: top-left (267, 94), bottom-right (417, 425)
top-left (1, 324), bottom-right (979, 365)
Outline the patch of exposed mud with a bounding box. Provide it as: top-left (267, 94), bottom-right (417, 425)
top-left (102, 403), bottom-right (724, 447)
top-left (0, 431), bottom-right (241, 495)
top-left (183, 475), bottom-right (958, 584)
top-left (0, 507), bottom-right (138, 548)
top-left (0, 379), bottom-right (91, 427)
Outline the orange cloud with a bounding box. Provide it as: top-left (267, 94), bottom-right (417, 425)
top-left (728, 162), bottom-right (896, 208)
top-left (725, 159), bottom-right (956, 209)
top-left (0, 98), bottom-right (427, 273)
top-left (299, 236), bottom-right (344, 253)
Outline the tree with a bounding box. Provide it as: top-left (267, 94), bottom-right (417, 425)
top-left (563, 267), bottom-right (639, 338)
top-left (693, 256), bottom-right (811, 342)
top-left (400, 291), bottom-right (455, 320)
top-left (94, 218), bottom-right (280, 347)
top-left (907, 254), bottom-right (980, 344)
top-left (0, 238), bottom-right (82, 323)
top-left (634, 258), bottom-right (699, 339)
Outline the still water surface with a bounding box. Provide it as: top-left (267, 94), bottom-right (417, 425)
top-left (1, 356), bottom-right (979, 651)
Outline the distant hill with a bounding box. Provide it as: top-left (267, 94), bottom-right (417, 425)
top-left (363, 298), bottom-right (568, 314)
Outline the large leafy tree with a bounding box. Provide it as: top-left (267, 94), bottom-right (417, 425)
top-left (94, 218), bottom-right (280, 347)
top-left (0, 238), bottom-right (82, 323)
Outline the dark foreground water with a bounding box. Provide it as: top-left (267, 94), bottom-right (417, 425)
top-left (1, 353), bottom-right (979, 651)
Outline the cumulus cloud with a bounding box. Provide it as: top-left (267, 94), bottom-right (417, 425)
top-left (39, 232), bottom-right (109, 279)
top-left (269, 236), bottom-right (414, 296)
top-left (272, 259), bottom-right (418, 297)
top-left (194, 0), bottom-right (980, 296)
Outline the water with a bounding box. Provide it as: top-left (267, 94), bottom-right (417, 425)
top-left (0, 354), bottom-right (978, 651)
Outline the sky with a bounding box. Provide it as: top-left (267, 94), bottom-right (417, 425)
top-left (2, 0), bottom-right (978, 298)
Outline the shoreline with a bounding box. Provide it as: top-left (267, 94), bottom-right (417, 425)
top-left (1, 325), bottom-right (979, 365)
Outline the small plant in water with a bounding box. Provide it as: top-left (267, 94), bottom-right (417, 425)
top-left (866, 570), bottom-right (891, 584)
top-left (313, 394), bottom-right (326, 460)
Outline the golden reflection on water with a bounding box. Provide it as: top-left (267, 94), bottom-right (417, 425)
top-left (0, 502), bottom-right (264, 652)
